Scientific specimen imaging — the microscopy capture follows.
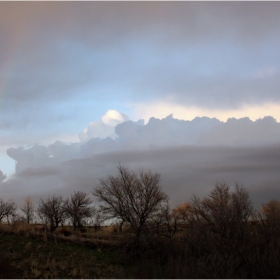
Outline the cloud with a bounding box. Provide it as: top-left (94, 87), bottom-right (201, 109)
top-left (1, 1), bottom-right (280, 207)
top-left (6, 144), bottom-right (50, 173)
top-left (131, 100), bottom-right (280, 123)
top-left (101, 110), bottom-right (129, 126)
top-left (198, 116), bottom-right (280, 146)
top-left (3, 114), bottom-right (280, 209)
top-left (79, 122), bottom-right (115, 142)
top-left (18, 166), bottom-right (59, 178)
top-left (0, 170), bottom-right (7, 182)
top-left (115, 115), bottom-right (220, 147)
top-left (252, 67), bottom-right (278, 79)
top-left (6, 115), bottom-right (280, 175)
top-left (79, 110), bottom-right (129, 142)
top-left (115, 115), bottom-right (280, 147)
top-left (115, 119), bottom-right (145, 139)
top-left (1, 1), bottom-right (280, 135)
top-left (48, 141), bottom-right (80, 159)
top-left (2, 143), bottom-right (280, 210)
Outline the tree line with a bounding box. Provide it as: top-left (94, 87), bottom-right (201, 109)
top-left (2, 165), bottom-right (280, 277)
top-left (0, 165), bottom-right (279, 241)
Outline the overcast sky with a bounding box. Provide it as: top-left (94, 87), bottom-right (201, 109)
top-left (1, 2), bottom-right (280, 209)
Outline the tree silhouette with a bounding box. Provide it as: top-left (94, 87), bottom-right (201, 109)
top-left (0, 199), bottom-right (16, 223)
top-left (191, 183), bottom-right (253, 240)
top-left (21, 196), bottom-right (34, 224)
top-left (64, 191), bottom-right (94, 230)
top-left (93, 165), bottom-right (168, 245)
top-left (260, 199), bottom-right (280, 241)
top-left (37, 195), bottom-right (65, 232)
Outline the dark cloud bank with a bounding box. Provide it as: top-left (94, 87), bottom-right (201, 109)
top-left (2, 115), bottom-right (280, 209)
top-left (1, 1), bottom-right (280, 139)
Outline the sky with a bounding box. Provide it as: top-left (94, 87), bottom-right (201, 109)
top-left (1, 2), bottom-right (280, 209)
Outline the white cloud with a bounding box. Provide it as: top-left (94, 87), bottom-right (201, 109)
top-left (79, 121), bottom-right (115, 142)
top-left (101, 110), bottom-right (129, 126)
top-left (79, 110), bottom-right (129, 142)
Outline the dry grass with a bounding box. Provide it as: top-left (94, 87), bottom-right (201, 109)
top-left (0, 224), bottom-right (126, 279)
top-left (2, 220), bottom-right (280, 278)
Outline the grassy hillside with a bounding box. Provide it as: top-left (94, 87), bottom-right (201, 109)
top-left (0, 223), bottom-right (170, 279)
top-left (0, 224), bottom-right (129, 279)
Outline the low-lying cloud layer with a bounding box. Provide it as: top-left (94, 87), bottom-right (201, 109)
top-left (2, 114), bottom-right (280, 209)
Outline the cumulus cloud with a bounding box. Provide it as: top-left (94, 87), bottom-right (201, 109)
top-left (115, 119), bottom-right (145, 139)
top-left (6, 115), bottom-right (280, 175)
top-left (79, 122), bottom-right (115, 142)
top-left (2, 114), bottom-right (280, 208)
top-left (6, 144), bottom-right (51, 173)
top-left (199, 116), bottom-right (280, 146)
top-left (101, 110), bottom-right (129, 126)
top-left (48, 141), bottom-right (80, 159)
top-left (79, 110), bottom-right (129, 142)
top-left (115, 115), bottom-right (220, 147)
top-left (114, 115), bottom-right (280, 147)
top-left (131, 100), bottom-right (280, 123)
top-left (0, 170), bottom-right (7, 182)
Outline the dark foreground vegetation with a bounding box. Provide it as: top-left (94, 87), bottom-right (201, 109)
top-left (1, 166), bottom-right (280, 278)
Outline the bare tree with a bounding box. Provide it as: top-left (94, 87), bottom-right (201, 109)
top-left (175, 183), bottom-right (254, 264)
top-left (64, 191), bottom-right (94, 230)
top-left (191, 183), bottom-right (253, 240)
top-left (149, 204), bottom-right (178, 241)
top-left (157, 201), bottom-right (193, 239)
top-left (21, 196), bottom-right (34, 224)
top-left (0, 199), bottom-right (16, 223)
top-left (90, 208), bottom-right (104, 232)
top-left (93, 165), bottom-right (168, 245)
top-left (259, 199), bottom-right (280, 241)
top-left (192, 184), bottom-right (253, 242)
top-left (172, 201), bottom-right (192, 225)
top-left (37, 195), bottom-right (65, 232)
top-left (261, 199), bottom-right (280, 223)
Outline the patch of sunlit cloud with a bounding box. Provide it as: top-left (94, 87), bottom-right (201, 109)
top-left (101, 109), bottom-right (129, 126)
top-left (80, 110), bottom-right (129, 142)
top-left (131, 101), bottom-right (280, 123)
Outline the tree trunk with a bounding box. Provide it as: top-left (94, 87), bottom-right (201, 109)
top-left (134, 227), bottom-right (142, 247)
top-left (119, 220), bottom-right (124, 233)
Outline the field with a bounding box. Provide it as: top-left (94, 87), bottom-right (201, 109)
top-left (0, 223), bottom-right (154, 279)
top-left (3, 183), bottom-right (280, 279)
top-left (2, 219), bottom-right (280, 279)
